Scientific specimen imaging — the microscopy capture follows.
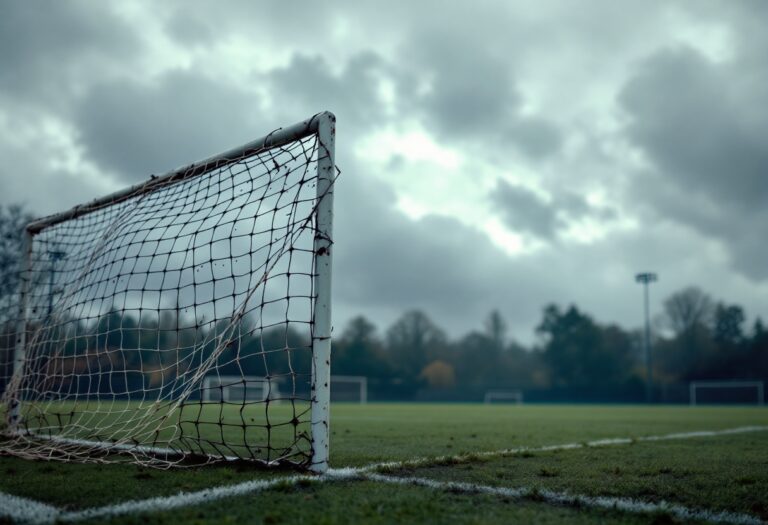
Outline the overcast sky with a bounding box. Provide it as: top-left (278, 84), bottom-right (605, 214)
top-left (1, 0), bottom-right (767, 343)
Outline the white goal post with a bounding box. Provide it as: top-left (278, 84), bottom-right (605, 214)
top-left (484, 390), bottom-right (523, 405)
top-left (331, 375), bottom-right (367, 404)
top-left (689, 381), bottom-right (765, 406)
top-left (1, 112), bottom-right (337, 473)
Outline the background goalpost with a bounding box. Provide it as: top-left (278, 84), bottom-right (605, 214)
top-left (1, 112), bottom-right (337, 473)
top-left (484, 390), bottom-right (523, 405)
top-left (202, 376), bottom-right (283, 403)
top-left (330, 375), bottom-right (367, 404)
top-left (689, 381), bottom-right (765, 406)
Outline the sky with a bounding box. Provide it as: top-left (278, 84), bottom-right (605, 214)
top-left (1, 0), bottom-right (767, 344)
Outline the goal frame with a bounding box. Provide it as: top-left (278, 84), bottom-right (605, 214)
top-left (331, 375), bottom-right (368, 404)
top-left (689, 381), bottom-right (765, 406)
top-left (6, 111), bottom-right (336, 473)
top-left (483, 390), bottom-right (523, 405)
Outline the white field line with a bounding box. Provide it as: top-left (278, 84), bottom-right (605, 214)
top-left (0, 492), bottom-right (59, 525)
top-left (0, 470), bottom-right (360, 525)
top-left (364, 473), bottom-right (764, 525)
top-left (1, 425), bottom-right (767, 524)
top-left (364, 425), bottom-right (768, 472)
top-left (56, 471), bottom-right (357, 524)
top-left (11, 431), bottom-right (242, 463)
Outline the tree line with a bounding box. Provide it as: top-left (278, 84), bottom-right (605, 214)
top-left (1, 204), bottom-right (766, 402)
top-left (331, 291), bottom-right (768, 401)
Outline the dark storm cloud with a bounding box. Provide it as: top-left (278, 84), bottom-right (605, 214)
top-left (506, 117), bottom-right (563, 160)
top-left (620, 46), bottom-right (768, 208)
top-left (332, 167), bottom-right (561, 337)
top-left (397, 27), bottom-right (563, 160)
top-left (2, 0), bottom-right (767, 340)
top-left (74, 71), bottom-right (258, 181)
top-left (0, 1), bottom-right (138, 108)
top-left (268, 52), bottom-right (390, 131)
top-left (490, 181), bottom-right (558, 239)
top-left (490, 180), bottom-right (614, 241)
top-left (619, 45), bottom-right (768, 280)
top-left (158, 1), bottom-right (564, 160)
top-left (333, 159), bottom-right (766, 341)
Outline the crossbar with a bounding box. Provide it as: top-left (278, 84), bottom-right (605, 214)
top-left (26, 112), bottom-right (335, 234)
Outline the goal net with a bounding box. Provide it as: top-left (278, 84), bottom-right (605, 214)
top-left (0, 112), bottom-right (337, 472)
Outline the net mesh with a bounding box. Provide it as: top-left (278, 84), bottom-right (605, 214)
top-left (0, 122), bottom-right (336, 468)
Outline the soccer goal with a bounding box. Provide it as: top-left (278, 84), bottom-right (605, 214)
top-left (330, 375), bottom-right (367, 404)
top-left (689, 381), bottom-right (765, 406)
top-left (1, 112), bottom-right (337, 473)
top-left (484, 390), bottom-right (523, 405)
top-left (202, 376), bottom-right (282, 403)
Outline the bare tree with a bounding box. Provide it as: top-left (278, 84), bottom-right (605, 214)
top-left (484, 310), bottom-right (507, 351)
top-left (663, 286), bottom-right (715, 336)
top-left (0, 204), bottom-right (32, 305)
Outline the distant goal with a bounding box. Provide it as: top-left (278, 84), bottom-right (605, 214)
top-left (1, 112), bottom-right (338, 472)
top-left (689, 381), bottom-right (764, 406)
top-left (484, 390), bottom-right (523, 405)
top-left (330, 376), bottom-right (367, 404)
top-left (202, 376), bottom-right (283, 403)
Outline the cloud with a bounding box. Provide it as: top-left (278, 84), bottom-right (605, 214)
top-left (0, 1), bottom-right (139, 110)
top-left (620, 46), bottom-right (768, 208)
top-left (395, 26), bottom-right (563, 161)
top-left (332, 168), bottom-right (557, 339)
top-left (267, 52), bottom-right (391, 132)
top-left (1, 0), bottom-right (768, 342)
top-left (489, 180), bottom-right (614, 242)
top-left (619, 45), bottom-right (768, 280)
top-left (73, 70), bottom-right (260, 181)
top-left (490, 182), bottom-right (558, 239)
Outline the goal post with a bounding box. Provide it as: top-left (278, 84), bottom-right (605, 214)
top-left (484, 390), bottom-right (523, 405)
top-left (689, 381), bottom-right (765, 406)
top-left (1, 112), bottom-right (337, 473)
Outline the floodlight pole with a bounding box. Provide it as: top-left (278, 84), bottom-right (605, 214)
top-left (635, 272), bottom-right (658, 403)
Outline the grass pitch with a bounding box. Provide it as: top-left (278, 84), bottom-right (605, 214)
top-left (0, 404), bottom-right (766, 524)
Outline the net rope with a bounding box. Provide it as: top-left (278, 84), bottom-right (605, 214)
top-left (0, 126), bottom-right (337, 468)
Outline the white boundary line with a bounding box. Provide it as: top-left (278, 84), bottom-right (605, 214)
top-left (12, 431), bottom-right (243, 463)
top-left (0, 492), bottom-right (59, 525)
top-left (2, 425), bottom-right (767, 524)
top-left (365, 425), bottom-right (768, 472)
top-left (364, 474), bottom-right (763, 525)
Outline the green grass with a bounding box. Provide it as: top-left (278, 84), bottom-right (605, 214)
top-left (390, 432), bottom-right (768, 520)
top-left (85, 481), bottom-right (671, 525)
top-left (327, 403), bottom-right (767, 466)
top-left (12, 399), bottom-right (314, 463)
top-left (0, 404), bottom-right (766, 523)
